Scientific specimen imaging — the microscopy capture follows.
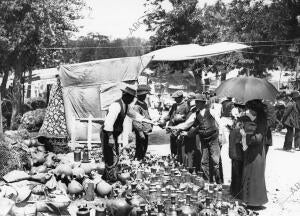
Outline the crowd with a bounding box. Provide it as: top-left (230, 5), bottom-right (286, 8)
top-left (101, 83), bottom-right (300, 209)
top-left (156, 91), bottom-right (277, 208)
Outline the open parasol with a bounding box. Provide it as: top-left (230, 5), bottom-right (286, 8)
top-left (215, 76), bottom-right (279, 103)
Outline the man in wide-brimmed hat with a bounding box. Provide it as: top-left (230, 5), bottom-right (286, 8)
top-left (188, 93), bottom-right (223, 185)
top-left (282, 91), bottom-right (300, 151)
top-left (132, 84), bottom-right (153, 160)
top-left (159, 90), bottom-right (190, 156)
top-left (169, 96), bottom-right (200, 169)
top-left (102, 85), bottom-right (156, 182)
top-left (185, 92), bottom-right (196, 108)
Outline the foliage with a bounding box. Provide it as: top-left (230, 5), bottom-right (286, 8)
top-left (19, 108), bottom-right (46, 132)
top-left (0, 132), bottom-right (32, 176)
top-left (25, 97), bottom-right (47, 110)
top-left (225, 0), bottom-right (300, 75)
top-left (0, 0), bottom-right (86, 128)
top-left (0, 0), bottom-right (85, 70)
top-left (67, 34), bottom-right (149, 62)
top-left (143, 0), bottom-right (300, 90)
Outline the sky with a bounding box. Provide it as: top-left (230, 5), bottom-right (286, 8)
top-left (75, 0), bottom-right (232, 40)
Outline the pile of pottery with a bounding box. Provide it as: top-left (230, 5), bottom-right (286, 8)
top-left (0, 145), bottom-right (257, 216)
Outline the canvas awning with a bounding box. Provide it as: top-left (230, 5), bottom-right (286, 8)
top-left (144, 42), bottom-right (250, 61)
top-left (59, 56), bottom-right (152, 140)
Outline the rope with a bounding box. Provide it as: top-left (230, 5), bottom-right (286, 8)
top-left (39, 40), bottom-right (300, 50)
top-left (239, 51), bottom-right (299, 59)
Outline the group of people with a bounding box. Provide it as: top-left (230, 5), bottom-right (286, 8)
top-left (102, 84), bottom-right (277, 208)
top-left (281, 91), bottom-right (300, 151)
top-left (157, 91), bottom-right (274, 208)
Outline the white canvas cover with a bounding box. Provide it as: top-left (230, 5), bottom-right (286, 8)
top-left (59, 56), bottom-right (152, 141)
top-left (144, 42), bottom-right (250, 61)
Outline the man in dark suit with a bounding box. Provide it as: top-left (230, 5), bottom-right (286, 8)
top-left (159, 90), bottom-right (190, 156)
top-left (133, 85), bottom-right (153, 160)
top-left (102, 86), bottom-right (155, 182)
top-left (189, 94), bottom-right (222, 184)
top-left (282, 91), bottom-right (300, 151)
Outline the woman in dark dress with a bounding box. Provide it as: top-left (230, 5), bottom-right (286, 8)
top-left (229, 102), bottom-right (246, 199)
top-left (240, 100), bottom-right (268, 207)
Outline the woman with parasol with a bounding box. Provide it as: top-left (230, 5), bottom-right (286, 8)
top-left (215, 77), bottom-right (278, 207)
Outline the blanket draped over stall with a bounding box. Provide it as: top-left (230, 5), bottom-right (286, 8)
top-left (38, 79), bottom-right (69, 139)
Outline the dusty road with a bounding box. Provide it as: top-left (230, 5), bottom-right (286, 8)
top-left (147, 126), bottom-right (300, 216)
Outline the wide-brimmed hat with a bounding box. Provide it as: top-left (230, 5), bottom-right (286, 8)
top-left (172, 90), bottom-right (184, 98)
top-left (195, 93), bottom-right (207, 101)
top-left (121, 86), bottom-right (136, 97)
top-left (187, 92), bottom-right (196, 100)
top-left (137, 84), bottom-right (151, 95)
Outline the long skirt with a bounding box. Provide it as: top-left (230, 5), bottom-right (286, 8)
top-left (241, 143), bottom-right (268, 206)
top-left (230, 159), bottom-right (243, 199)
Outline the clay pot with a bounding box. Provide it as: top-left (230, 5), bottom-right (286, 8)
top-left (118, 172), bottom-right (131, 183)
top-left (96, 180), bottom-right (112, 197)
top-left (95, 161), bottom-right (105, 174)
top-left (72, 167), bottom-right (85, 180)
top-left (80, 162), bottom-right (95, 175)
top-left (67, 179), bottom-right (83, 195)
top-left (55, 164), bottom-right (73, 179)
top-left (106, 195), bottom-right (133, 216)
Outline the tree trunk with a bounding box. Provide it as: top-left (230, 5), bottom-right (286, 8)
top-left (0, 92), bottom-right (3, 139)
top-left (1, 70), bottom-right (9, 98)
top-left (193, 70), bottom-right (203, 92)
top-left (10, 61), bottom-right (23, 130)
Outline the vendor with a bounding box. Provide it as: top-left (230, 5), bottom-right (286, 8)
top-left (159, 90), bottom-right (189, 157)
top-left (102, 85), bottom-right (155, 182)
top-left (189, 94), bottom-right (223, 185)
top-left (133, 84), bottom-right (153, 161)
top-left (169, 99), bottom-right (199, 169)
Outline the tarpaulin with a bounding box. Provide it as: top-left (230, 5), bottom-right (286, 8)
top-left (59, 56), bottom-right (152, 141)
top-left (144, 42), bottom-right (250, 61)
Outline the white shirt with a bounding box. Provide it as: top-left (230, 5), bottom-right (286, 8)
top-left (174, 112), bottom-right (197, 131)
top-left (173, 103), bottom-right (221, 131)
top-left (104, 99), bottom-right (145, 132)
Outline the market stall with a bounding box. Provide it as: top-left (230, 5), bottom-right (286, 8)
top-left (0, 42), bottom-right (254, 216)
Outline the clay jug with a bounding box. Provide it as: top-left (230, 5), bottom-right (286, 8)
top-left (106, 194), bottom-right (133, 216)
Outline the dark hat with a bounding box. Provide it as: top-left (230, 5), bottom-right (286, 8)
top-left (137, 84), bottom-right (151, 95)
top-left (121, 86), bottom-right (136, 97)
top-left (172, 90), bottom-right (184, 98)
top-left (195, 93), bottom-right (207, 101)
top-left (291, 91), bottom-right (300, 100)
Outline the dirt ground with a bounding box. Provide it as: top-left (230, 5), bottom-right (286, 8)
top-left (148, 126), bottom-right (300, 216)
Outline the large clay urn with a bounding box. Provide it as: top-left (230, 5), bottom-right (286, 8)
top-left (106, 194), bottom-right (133, 216)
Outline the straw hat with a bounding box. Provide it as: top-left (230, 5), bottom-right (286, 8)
top-left (194, 94), bottom-right (207, 101)
top-left (171, 90), bottom-right (184, 98)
